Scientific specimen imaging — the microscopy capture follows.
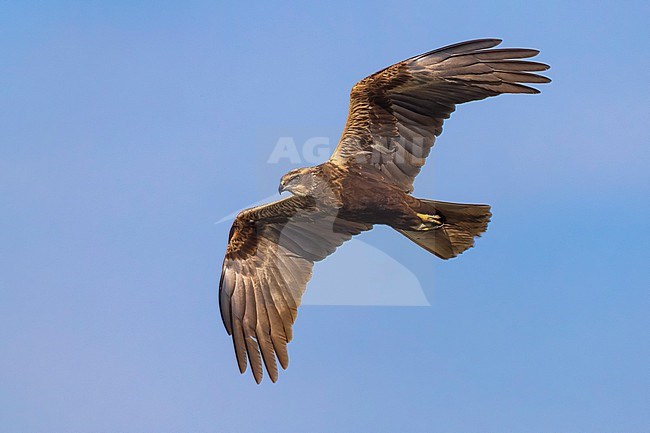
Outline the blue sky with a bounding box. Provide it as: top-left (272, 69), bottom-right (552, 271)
top-left (1, 1), bottom-right (649, 432)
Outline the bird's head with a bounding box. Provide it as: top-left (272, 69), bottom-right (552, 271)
top-left (278, 167), bottom-right (318, 196)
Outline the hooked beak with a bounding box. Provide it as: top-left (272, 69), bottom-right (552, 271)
top-left (278, 183), bottom-right (285, 194)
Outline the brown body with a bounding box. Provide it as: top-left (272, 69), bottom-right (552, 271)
top-left (315, 161), bottom-right (425, 228)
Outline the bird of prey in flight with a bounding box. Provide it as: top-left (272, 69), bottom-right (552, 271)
top-left (219, 39), bottom-right (550, 383)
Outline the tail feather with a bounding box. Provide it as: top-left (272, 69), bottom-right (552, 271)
top-left (397, 199), bottom-right (491, 259)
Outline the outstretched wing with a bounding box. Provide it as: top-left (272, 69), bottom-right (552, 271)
top-left (219, 195), bottom-right (371, 383)
top-left (330, 38), bottom-right (550, 192)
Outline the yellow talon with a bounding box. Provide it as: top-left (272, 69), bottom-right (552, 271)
top-left (417, 212), bottom-right (442, 224)
top-left (413, 212), bottom-right (443, 231)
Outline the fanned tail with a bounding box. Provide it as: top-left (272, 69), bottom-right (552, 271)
top-left (397, 199), bottom-right (491, 259)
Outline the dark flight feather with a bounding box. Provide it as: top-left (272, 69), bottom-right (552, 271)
top-left (220, 196), bottom-right (371, 383)
top-left (330, 38), bottom-right (550, 192)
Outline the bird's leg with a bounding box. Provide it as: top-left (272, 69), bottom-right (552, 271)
top-left (413, 213), bottom-right (443, 231)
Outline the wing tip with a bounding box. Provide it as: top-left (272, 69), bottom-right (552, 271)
top-left (253, 373), bottom-right (263, 384)
top-left (514, 84), bottom-right (541, 94)
top-left (427, 38), bottom-right (503, 57)
top-left (522, 48), bottom-right (540, 56)
top-left (411, 38), bottom-right (503, 64)
top-left (462, 37), bottom-right (503, 46)
top-left (480, 37), bottom-right (503, 45)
